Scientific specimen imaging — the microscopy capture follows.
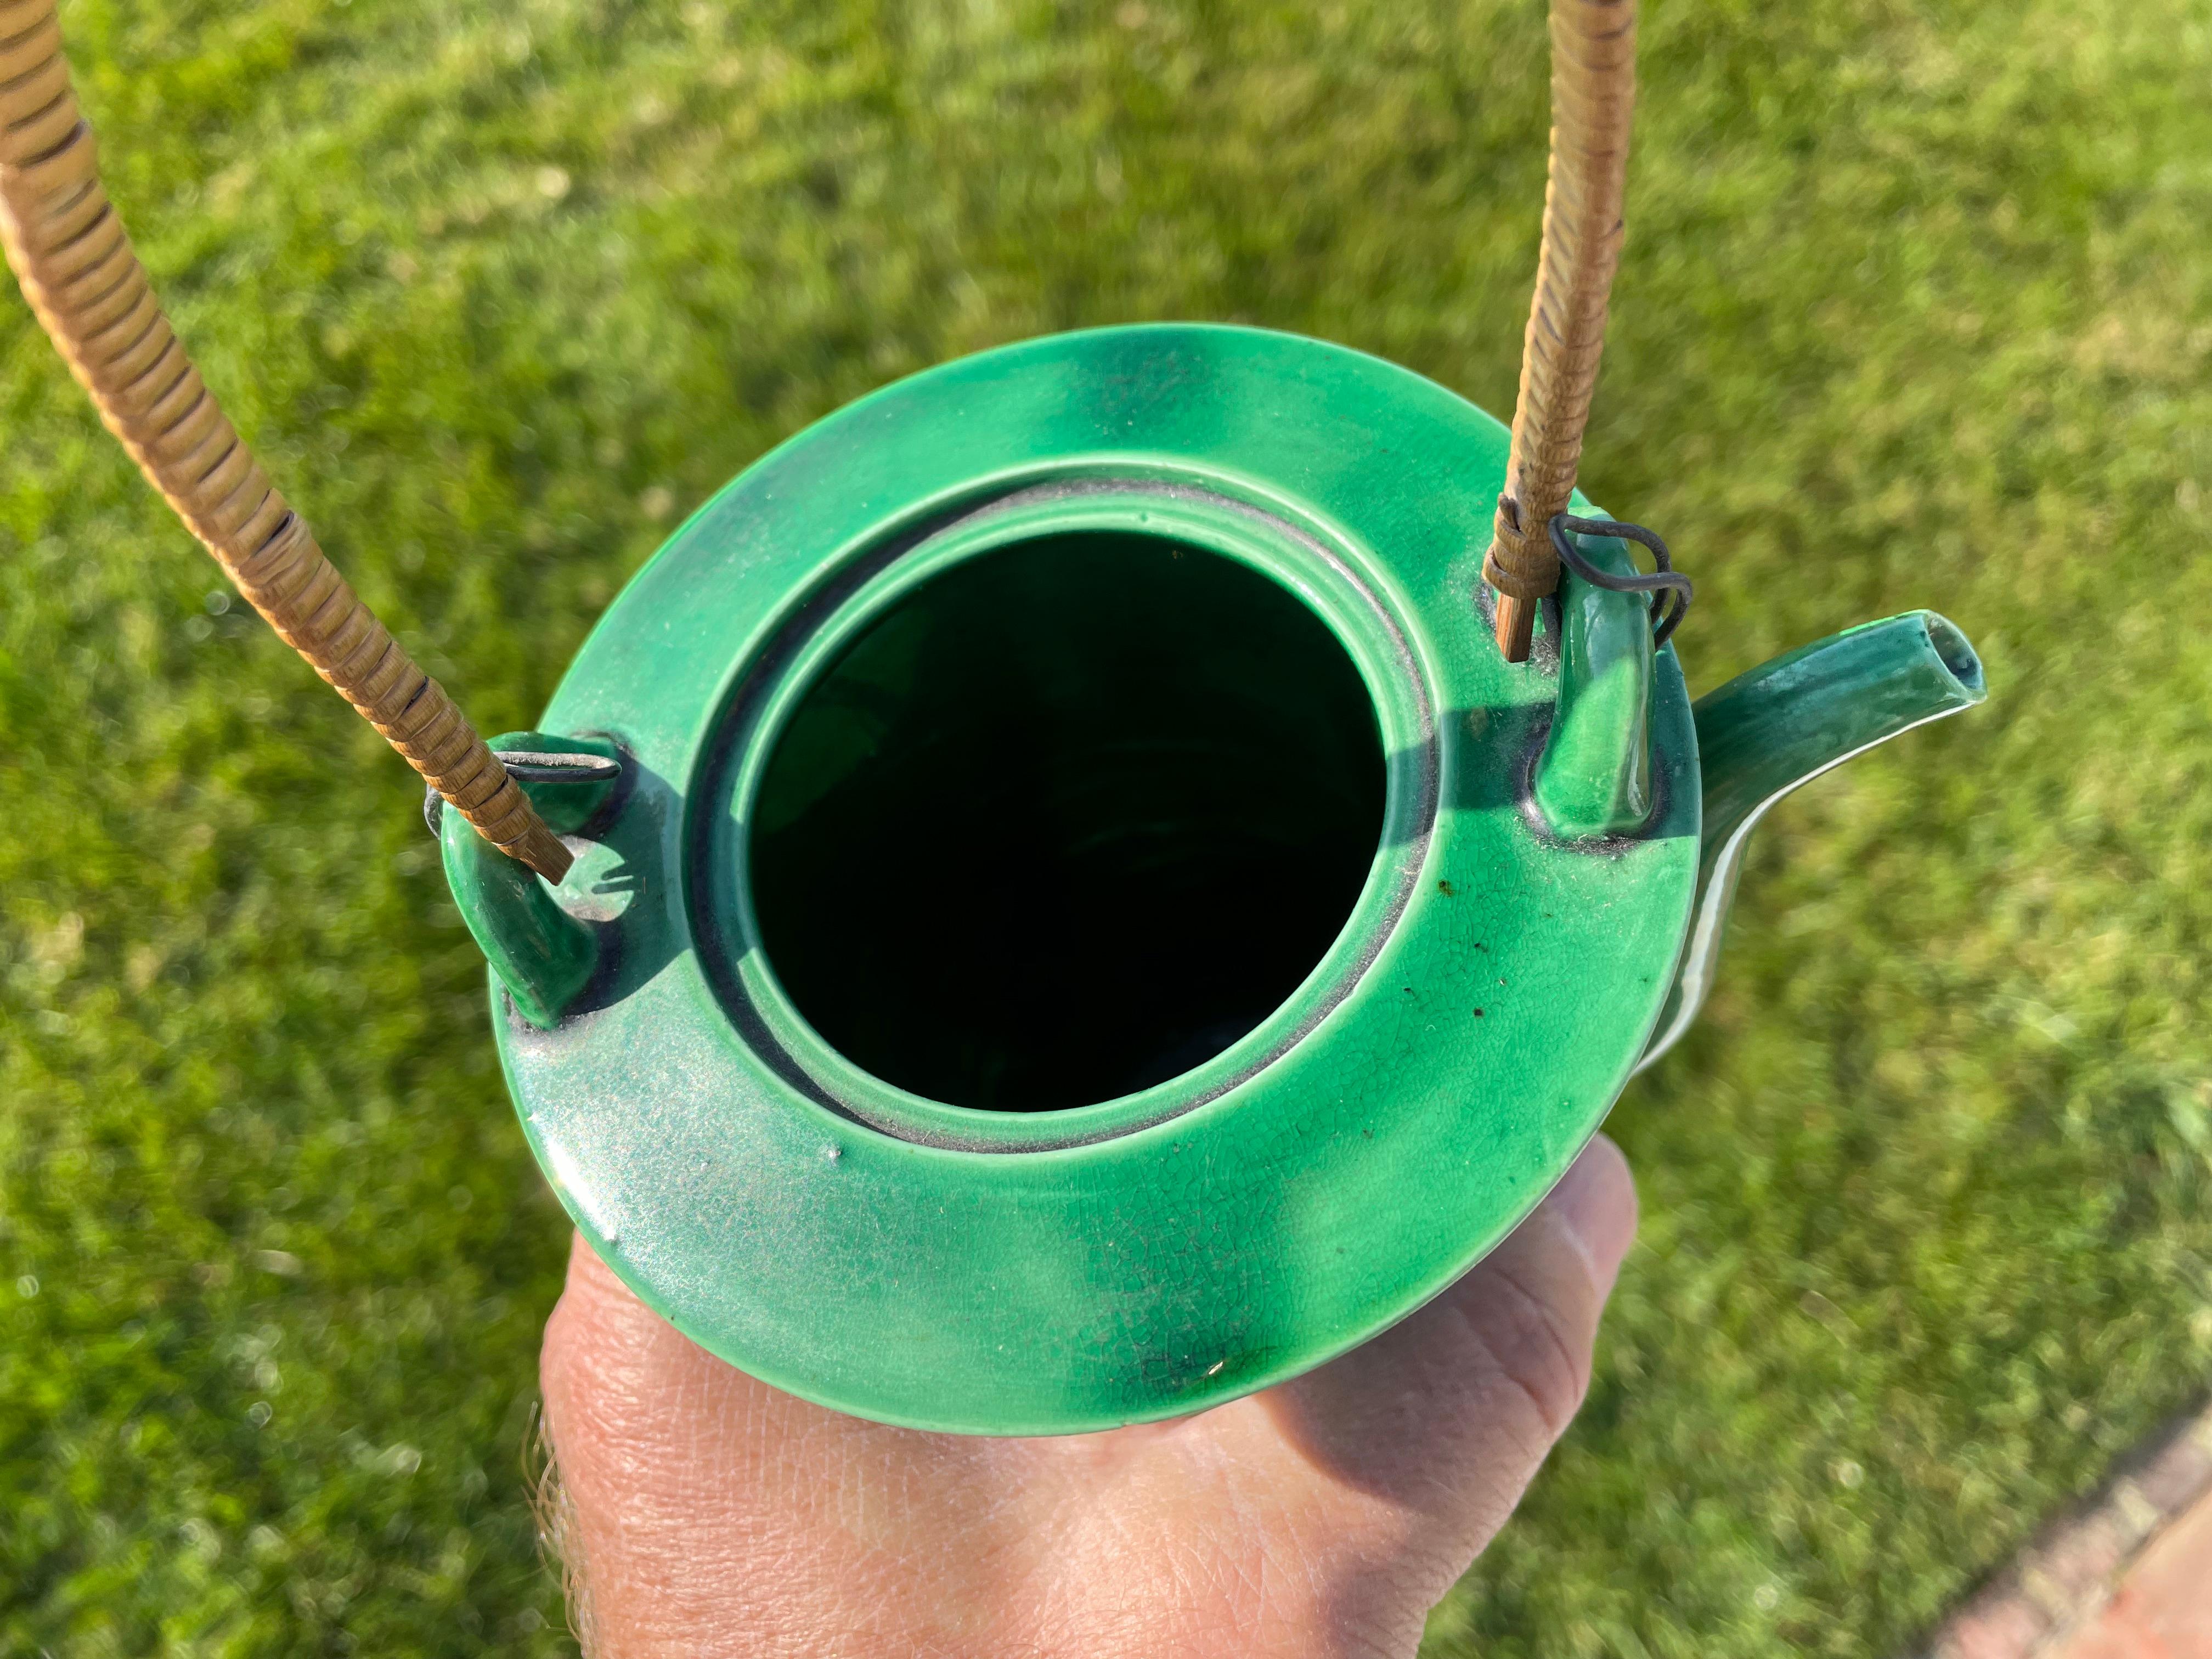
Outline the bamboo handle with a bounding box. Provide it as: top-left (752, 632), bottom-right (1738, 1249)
top-left (0, 0), bottom-right (572, 881)
top-left (1482, 0), bottom-right (1638, 663)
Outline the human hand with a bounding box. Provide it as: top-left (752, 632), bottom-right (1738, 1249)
top-left (538, 1135), bottom-right (1636, 1658)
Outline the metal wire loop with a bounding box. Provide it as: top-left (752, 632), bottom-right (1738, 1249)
top-left (1547, 514), bottom-right (1694, 648)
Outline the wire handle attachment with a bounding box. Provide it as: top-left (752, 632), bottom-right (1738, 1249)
top-left (1548, 514), bottom-right (1691, 647)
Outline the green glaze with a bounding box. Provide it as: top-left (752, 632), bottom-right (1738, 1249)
top-left (441, 324), bottom-right (1974, 1434)
top-left (441, 816), bottom-right (594, 1029)
top-left (1637, 611), bottom-right (1987, 1070)
top-left (1533, 532), bottom-right (1658, 840)
top-left (437, 732), bottom-right (619, 1029)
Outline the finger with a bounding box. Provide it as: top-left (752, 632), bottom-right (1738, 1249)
top-left (1257, 1135), bottom-right (1638, 1566)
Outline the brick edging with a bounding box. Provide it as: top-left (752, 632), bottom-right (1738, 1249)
top-left (1915, 1398), bottom-right (2212, 1659)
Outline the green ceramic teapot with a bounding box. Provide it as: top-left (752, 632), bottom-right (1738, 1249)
top-left (436, 321), bottom-right (1983, 1432)
top-left (0, 0), bottom-right (1984, 1436)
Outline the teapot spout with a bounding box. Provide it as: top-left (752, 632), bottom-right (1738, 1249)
top-left (1638, 611), bottom-right (1986, 1071)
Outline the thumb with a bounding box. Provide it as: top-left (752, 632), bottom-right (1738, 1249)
top-left (1258, 1135), bottom-right (1638, 1581)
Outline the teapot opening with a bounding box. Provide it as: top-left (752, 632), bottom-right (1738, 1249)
top-left (748, 528), bottom-right (1386, 1114)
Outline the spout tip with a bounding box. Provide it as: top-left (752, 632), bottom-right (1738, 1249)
top-left (1916, 611), bottom-right (1988, 704)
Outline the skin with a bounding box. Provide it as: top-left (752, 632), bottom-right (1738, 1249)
top-left (540, 1135), bottom-right (1637, 1659)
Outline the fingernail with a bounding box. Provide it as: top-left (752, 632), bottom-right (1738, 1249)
top-left (1547, 1137), bottom-right (1638, 1299)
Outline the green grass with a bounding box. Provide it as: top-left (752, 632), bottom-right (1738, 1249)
top-left (2, 0), bottom-right (2209, 1650)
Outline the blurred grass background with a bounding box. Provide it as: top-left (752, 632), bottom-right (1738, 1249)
top-left (2, 0), bottom-right (2209, 1651)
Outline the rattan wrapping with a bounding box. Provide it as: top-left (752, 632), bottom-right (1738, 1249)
top-left (1482, 0), bottom-right (1638, 654)
top-left (0, 0), bottom-right (570, 881)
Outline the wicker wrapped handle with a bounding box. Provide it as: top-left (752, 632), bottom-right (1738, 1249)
top-left (1482, 0), bottom-right (1639, 663)
top-left (0, 0), bottom-right (572, 881)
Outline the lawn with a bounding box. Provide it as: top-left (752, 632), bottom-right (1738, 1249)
top-left (3, 0), bottom-right (2210, 1651)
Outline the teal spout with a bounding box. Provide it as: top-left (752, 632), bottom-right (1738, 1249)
top-left (1533, 533), bottom-right (1658, 839)
top-left (1638, 611), bottom-right (1987, 1070)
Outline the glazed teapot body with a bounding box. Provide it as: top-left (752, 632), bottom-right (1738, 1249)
top-left (439, 325), bottom-right (1981, 1432)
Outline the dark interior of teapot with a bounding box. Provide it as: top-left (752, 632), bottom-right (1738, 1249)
top-left (749, 529), bottom-right (1386, 1112)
